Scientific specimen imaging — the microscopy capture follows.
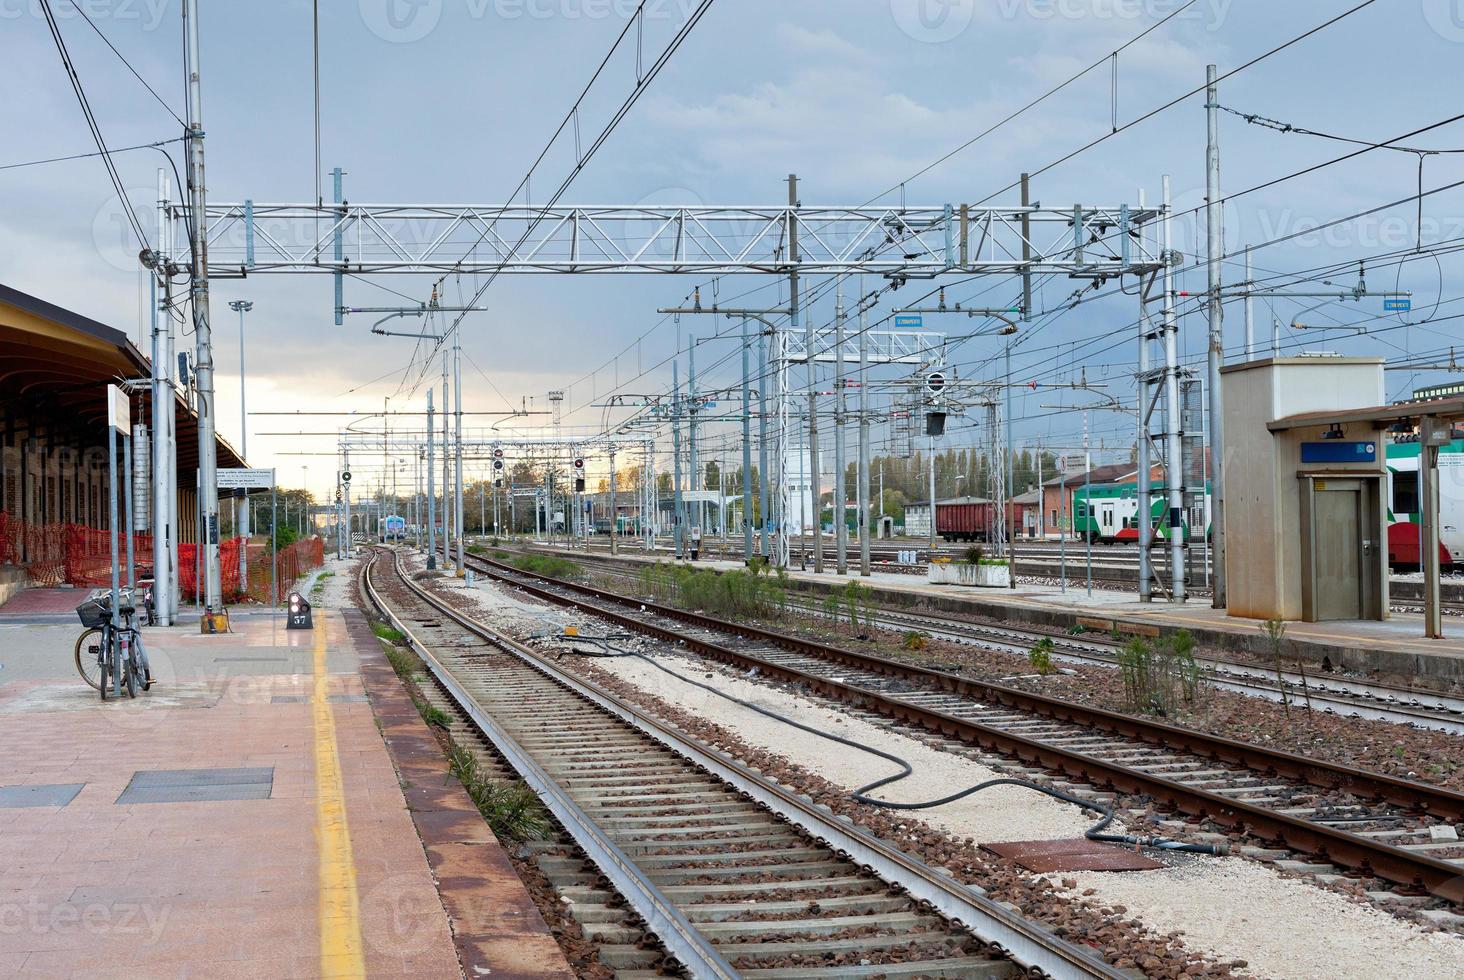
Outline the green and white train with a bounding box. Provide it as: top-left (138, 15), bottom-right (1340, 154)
top-left (1071, 441), bottom-right (1464, 569)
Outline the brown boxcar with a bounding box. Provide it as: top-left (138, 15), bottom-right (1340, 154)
top-left (936, 501), bottom-right (993, 542)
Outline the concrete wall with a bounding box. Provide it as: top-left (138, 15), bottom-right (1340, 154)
top-left (1222, 357), bottom-right (1387, 621)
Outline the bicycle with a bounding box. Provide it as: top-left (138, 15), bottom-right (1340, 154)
top-left (75, 590), bottom-right (152, 699)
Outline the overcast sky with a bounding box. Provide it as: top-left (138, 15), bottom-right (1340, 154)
top-left (6, 0), bottom-right (1463, 497)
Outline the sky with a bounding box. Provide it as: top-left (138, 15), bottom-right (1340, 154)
top-left (5, 0), bottom-right (1464, 501)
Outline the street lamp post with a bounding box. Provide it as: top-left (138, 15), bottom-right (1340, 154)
top-left (228, 299), bottom-right (253, 593)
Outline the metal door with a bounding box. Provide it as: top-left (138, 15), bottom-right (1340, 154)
top-left (1313, 483), bottom-right (1363, 620)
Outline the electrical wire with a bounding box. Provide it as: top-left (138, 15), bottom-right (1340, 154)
top-left (556, 635), bottom-right (1224, 856)
top-left (37, 0), bottom-right (151, 253)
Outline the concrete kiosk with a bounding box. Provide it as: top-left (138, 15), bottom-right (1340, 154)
top-left (1221, 357), bottom-right (1390, 623)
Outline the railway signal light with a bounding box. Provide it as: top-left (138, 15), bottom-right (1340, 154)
top-left (925, 411), bottom-right (947, 437)
top-left (926, 371), bottom-right (946, 395)
top-left (575, 478), bottom-right (586, 493)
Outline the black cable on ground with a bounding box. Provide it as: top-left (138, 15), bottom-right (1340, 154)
top-left (555, 636), bottom-right (1226, 857)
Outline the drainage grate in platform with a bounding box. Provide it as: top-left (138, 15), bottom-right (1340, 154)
top-left (270, 694), bottom-right (368, 704)
top-left (981, 838), bottom-right (1162, 873)
top-left (0, 784), bottom-right (84, 808)
top-left (116, 767), bottom-right (274, 804)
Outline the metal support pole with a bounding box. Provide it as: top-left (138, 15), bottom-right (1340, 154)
top-left (609, 449), bottom-right (618, 555)
top-left (1084, 414), bottom-right (1093, 597)
top-left (758, 320), bottom-right (770, 559)
top-left (1422, 441), bottom-right (1443, 638)
top-left (426, 390), bottom-right (437, 569)
top-left (342, 449), bottom-right (351, 558)
top-left (182, 0), bottom-right (221, 611)
top-left (151, 169), bottom-right (173, 625)
top-left (689, 339), bottom-right (700, 542)
top-left (1162, 176), bottom-right (1187, 602)
top-left (927, 435), bottom-right (937, 554)
top-left (124, 430), bottom-right (135, 590)
top-left (791, 174), bottom-right (821, 572)
top-left (231, 299), bottom-right (251, 589)
top-left (673, 359), bottom-right (685, 558)
top-left (858, 297), bottom-right (871, 577)
top-left (1244, 248), bottom-right (1255, 359)
top-left (741, 318), bottom-right (753, 561)
top-left (108, 423), bottom-right (121, 696)
top-left (453, 334), bottom-right (464, 573)
top-left (834, 279), bottom-right (848, 574)
top-left (441, 363), bottom-right (451, 551)
top-left (1205, 64), bottom-right (1227, 609)
top-left (1138, 273), bottom-right (1154, 603)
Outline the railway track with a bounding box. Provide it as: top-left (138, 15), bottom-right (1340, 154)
top-left (519, 547), bottom-right (1464, 734)
top-left (360, 547), bottom-right (1124, 979)
top-left (464, 550), bottom-right (1464, 917)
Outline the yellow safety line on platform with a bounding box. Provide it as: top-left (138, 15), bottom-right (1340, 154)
top-left (313, 622), bottom-right (365, 977)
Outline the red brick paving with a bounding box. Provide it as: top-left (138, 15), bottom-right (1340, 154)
top-left (0, 608), bottom-right (572, 979)
top-left (0, 587), bottom-right (89, 615)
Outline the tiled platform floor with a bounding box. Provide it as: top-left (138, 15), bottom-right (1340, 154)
top-left (0, 608), bottom-right (570, 978)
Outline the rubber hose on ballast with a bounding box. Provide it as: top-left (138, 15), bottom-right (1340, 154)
top-left (561, 641), bottom-right (1227, 857)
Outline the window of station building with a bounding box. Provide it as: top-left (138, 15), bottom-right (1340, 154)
top-left (1393, 470), bottom-right (1419, 515)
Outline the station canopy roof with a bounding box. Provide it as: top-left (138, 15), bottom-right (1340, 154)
top-left (1267, 396), bottom-right (1464, 432)
top-left (0, 283), bottom-right (245, 471)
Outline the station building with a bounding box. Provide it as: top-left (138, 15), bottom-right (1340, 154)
top-left (0, 283), bottom-right (243, 600)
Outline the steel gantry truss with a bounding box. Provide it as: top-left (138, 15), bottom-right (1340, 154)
top-left (335, 432), bottom-right (656, 554)
top-left (171, 200), bottom-right (1164, 278)
top-left (159, 172), bottom-right (1171, 603)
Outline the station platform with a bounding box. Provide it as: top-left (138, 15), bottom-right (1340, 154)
top-left (0, 584), bottom-right (572, 978)
top-left (529, 543), bottom-right (1464, 686)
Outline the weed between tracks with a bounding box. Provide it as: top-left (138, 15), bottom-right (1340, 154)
top-left (446, 739), bottom-right (550, 841)
top-left (1116, 630), bottom-right (1209, 718)
top-left (512, 554), bottom-right (584, 580)
top-left (639, 560), bottom-right (793, 621)
top-left (374, 619), bottom-right (454, 731)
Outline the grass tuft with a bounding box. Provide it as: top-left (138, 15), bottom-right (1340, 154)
top-left (384, 644), bottom-right (420, 680)
top-left (513, 554), bottom-right (584, 580)
top-left (447, 739), bottom-right (550, 841)
top-left (371, 621), bottom-right (405, 642)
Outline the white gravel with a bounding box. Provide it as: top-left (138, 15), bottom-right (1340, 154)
top-left (429, 560), bottom-right (1464, 978)
top-left (591, 652), bottom-right (1097, 844)
top-left (311, 555), bottom-right (357, 608)
top-left (1053, 859), bottom-right (1464, 979)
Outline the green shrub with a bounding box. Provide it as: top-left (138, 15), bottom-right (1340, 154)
top-left (637, 562), bottom-right (788, 620)
top-left (384, 644), bottom-right (419, 680)
top-left (1028, 637), bottom-right (1056, 675)
top-left (513, 554), bottom-right (583, 580)
top-left (902, 630), bottom-right (930, 651)
top-left (1117, 630), bottom-right (1206, 717)
top-left (448, 740), bottom-right (550, 841)
top-left (412, 696), bottom-right (451, 729)
top-left (963, 545), bottom-right (985, 565)
top-left (371, 621), bottom-right (405, 642)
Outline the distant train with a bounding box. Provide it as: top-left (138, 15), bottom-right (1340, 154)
top-left (1059, 442), bottom-right (1464, 570)
top-left (1073, 482), bottom-right (1212, 546)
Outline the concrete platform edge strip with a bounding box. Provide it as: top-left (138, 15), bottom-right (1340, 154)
top-left (341, 607), bottom-right (576, 979)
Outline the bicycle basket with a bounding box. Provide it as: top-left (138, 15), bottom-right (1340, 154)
top-left (76, 596), bottom-right (110, 628)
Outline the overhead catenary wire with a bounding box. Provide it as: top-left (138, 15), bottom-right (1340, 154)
top-left (37, 0), bottom-right (152, 254)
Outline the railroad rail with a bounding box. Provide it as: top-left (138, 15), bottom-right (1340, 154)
top-left (360, 547), bottom-right (1123, 979)
top-left (519, 546), bottom-right (1464, 734)
top-left (464, 550), bottom-right (1464, 910)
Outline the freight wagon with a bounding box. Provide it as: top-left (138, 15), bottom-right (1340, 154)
top-left (934, 500), bottom-right (994, 542)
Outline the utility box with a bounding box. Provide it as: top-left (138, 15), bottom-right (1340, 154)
top-left (1221, 357), bottom-right (1389, 622)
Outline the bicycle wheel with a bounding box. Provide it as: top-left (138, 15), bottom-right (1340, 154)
top-left (135, 635), bottom-right (153, 691)
top-left (99, 637), bottom-right (112, 702)
top-left (74, 628), bottom-right (105, 691)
